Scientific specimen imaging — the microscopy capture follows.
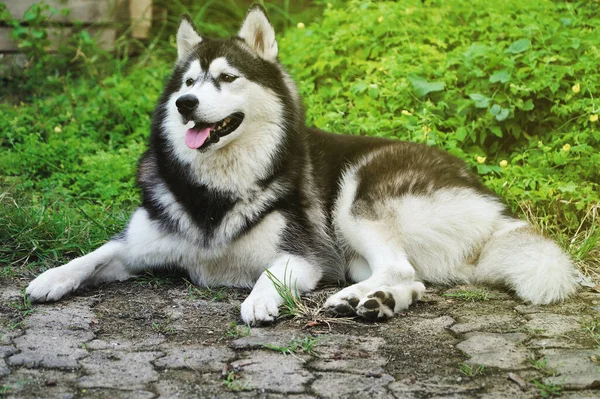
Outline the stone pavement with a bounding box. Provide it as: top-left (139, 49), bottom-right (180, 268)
top-left (1, 279), bottom-right (599, 398)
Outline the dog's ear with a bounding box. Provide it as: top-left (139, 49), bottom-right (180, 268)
top-left (177, 14), bottom-right (202, 61)
top-left (238, 4), bottom-right (278, 61)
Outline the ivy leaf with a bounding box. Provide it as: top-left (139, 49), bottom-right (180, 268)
top-left (489, 104), bottom-right (510, 121)
top-left (521, 99), bottom-right (534, 111)
top-left (505, 39), bottom-right (531, 54)
top-left (469, 93), bottom-right (491, 108)
top-left (407, 74), bottom-right (445, 97)
top-left (489, 69), bottom-right (511, 83)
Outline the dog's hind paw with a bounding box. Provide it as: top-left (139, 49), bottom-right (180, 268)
top-left (323, 295), bottom-right (360, 316)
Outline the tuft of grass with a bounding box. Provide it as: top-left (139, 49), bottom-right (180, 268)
top-left (222, 369), bottom-right (250, 392)
top-left (224, 322), bottom-right (251, 339)
top-left (135, 271), bottom-right (173, 288)
top-left (7, 289), bottom-right (34, 329)
top-left (442, 289), bottom-right (496, 302)
top-left (151, 314), bottom-right (175, 335)
top-left (262, 336), bottom-right (320, 358)
top-left (531, 379), bottom-right (563, 398)
top-left (184, 278), bottom-right (229, 302)
top-left (529, 355), bottom-right (557, 376)
top-left (458, 363), bottom-right (485, 377)
top-left (581, 316), bottom-right (600, 349)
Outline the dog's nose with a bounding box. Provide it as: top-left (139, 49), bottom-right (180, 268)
top-left (176, 94), bottom-right (199, 115)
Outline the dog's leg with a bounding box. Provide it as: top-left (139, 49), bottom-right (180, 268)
top-left (325, 169), bottom-right (426, 320)
top-left (324, 217), bottom-right (426, 320)
top-left (240, 254), bottom-right (321, 325)
top-left (26, 207), bottom-right (189, 302)
top-left (26, 239), bottom-right (130, 302)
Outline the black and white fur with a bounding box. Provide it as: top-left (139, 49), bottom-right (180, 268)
top-left (27, 5), bottom-right (578, 324)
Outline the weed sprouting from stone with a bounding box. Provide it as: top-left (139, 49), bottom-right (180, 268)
top-left (458, 363), bottom-right (485, 377)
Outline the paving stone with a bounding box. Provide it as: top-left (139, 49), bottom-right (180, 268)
top-left (85, 336), bottom-right (166, 350)
top-left (308, 333), bottom-right (388, 375)
top-left (230, 329), bottom-right (302, 350)
top-left (7, 301), bottom-right (95, 369)
top-left (78, 350), bottom-right (163, 390)
top-left (529, 337), bottom-right (587, 349)
top-left (561, 391), bottom-right (600, 399)
top-left (316, 334), bottom-right (386, 354)
top-left (450, 314), bottom-right (518, 334)
top-left (153, 346), bottom-right (236, 371)
top-left (388, 379), bottom-right (482, 398)
top-left (542, 349), bottom-right (600, 389)
top-left (524, 314), bottom-right (580, 337)
top-left (514, 305), bottom-right (547, 315)
top-left (0, 329), bottom-right (22, 345)
top-left (0, 368), bottom-right (78, 399)
top-left (230, 350), bottom-right (313, 393)
top-left (79, 389), bottom-right (155, 399)
top-left (0, 358), bottom-right (9, 377)
top-left (456, 333), bottom-right (529, 369)
top-left (0, 286), bottom-right (22, 302)
top-left (311, 371), bottom-right (394, 398)
top-left (0, 346), bottom-right (16, 358)
top-left (310, 356), bottom-right (388, 375)
top-left (406, 315), bottom-right (456, 334)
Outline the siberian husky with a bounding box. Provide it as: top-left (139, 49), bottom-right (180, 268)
top-left (27, 5), bottom-right (578, 324)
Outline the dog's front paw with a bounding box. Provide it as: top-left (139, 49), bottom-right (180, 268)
top-left (26, 266), bottom-right (80, 303)
top-left (240, 292), bottom-right (282, 325)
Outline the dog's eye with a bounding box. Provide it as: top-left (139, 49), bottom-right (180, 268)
top-left (220, 73), bottom-right (238, 83)
top-left (185, 78), bottom-right (194, 87)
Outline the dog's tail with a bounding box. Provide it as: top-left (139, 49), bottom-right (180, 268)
top-left (473, 220), bottom-right (578, 304)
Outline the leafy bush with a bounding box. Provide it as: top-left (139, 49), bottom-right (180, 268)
top-left (0, 0), bottom-right (598, 275)
top-left (281, 0), bottom-right (599, 266)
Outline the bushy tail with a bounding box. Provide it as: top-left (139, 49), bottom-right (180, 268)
top-left (474, 221), bottom-right (578, 304)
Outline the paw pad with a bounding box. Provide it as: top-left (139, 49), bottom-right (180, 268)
top-left (356, 290), bottom-right (396, 321)
top-left (325, 296), bottom-right (360, 316)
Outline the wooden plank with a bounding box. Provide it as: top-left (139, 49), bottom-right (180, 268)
top-left (129, 0), bottom-right (152, 39)
top-left (0, 27), bottom-right (116, 52)
top-left (4, 0), bottom-right (127, 24)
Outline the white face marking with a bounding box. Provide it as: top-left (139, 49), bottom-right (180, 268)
top-left (208, 57), bottom-right (241, 81)
top-left (182, 60), bottom-right (201, 89)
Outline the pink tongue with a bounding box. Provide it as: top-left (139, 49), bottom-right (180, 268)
top-left (185, 127), bottom-right (211, 149)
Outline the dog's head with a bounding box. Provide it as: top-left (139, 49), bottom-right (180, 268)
top-left (160, 4), bottom-right (296, 157)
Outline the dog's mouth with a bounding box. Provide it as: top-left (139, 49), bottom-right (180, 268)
top-left (185, 112), bottom-right (245, 150)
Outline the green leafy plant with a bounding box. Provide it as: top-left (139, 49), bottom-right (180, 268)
top-left (224, 322), bottom-right (251, 339)
top-left (531, 379), bottom-right (563, 398)
top-left (262, 336), bottom-right (320, 358)
top-left (222, 369), bottom-right (250, 392)
top-left (459, 363), bottom-right (485, 377)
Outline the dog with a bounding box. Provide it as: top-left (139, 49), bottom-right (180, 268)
top-left (26, 4), bottom-right (578, 325)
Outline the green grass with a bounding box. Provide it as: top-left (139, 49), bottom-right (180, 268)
top-left (458, 363), bottom-right (485, 377)
top-left (531, 379), bottom-right (563, 398)
top-left (1, 0), bottom-right (599, 283)
top-left (151, 314), bottom-right (175, 335)
top-left (582, 316), bottom-right (600, 349)
top-left (262, 336), bottom-right (320, 358)
top-left (6, 290), bottom-right (34, 329)
top-left (224, 322), bottom-right (251, 339)
top-left (184, 278), bottom-right (230, 302)
top-left (529, 355), bottom-right (557, 376)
